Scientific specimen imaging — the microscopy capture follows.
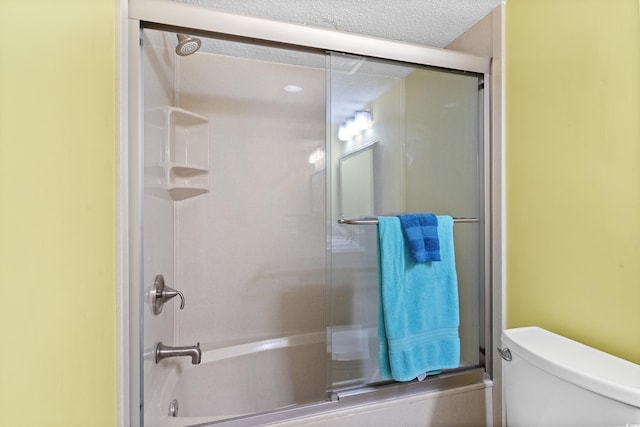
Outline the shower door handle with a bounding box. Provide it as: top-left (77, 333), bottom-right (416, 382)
top-left (151, 274), bottom-right (186, 315)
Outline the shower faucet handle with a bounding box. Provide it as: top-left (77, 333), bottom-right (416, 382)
top-left (151, 274), bottom-right (186, 315)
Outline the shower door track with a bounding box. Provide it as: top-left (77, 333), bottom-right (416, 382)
top-left (129, 0), bottom-right (490, 75)
top-left (213, 369), bottom-right (488, 427)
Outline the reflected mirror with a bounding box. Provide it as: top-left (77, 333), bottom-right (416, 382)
top-left (339, 142), bottom-right (376, 218)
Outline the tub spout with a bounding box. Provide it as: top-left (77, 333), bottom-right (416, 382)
top-left (154, 342), bottom-right (201, 365)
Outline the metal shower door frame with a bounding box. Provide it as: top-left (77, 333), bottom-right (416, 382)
top-left (124, 1), bottom-right (497, 425)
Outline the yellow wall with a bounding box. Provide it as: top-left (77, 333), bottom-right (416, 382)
top-left (506, 0), bottom-right (640, 363)
top-left (0, 1), bottom-right (116, 426)
top-left (0, 0), bottom-right (637, 424)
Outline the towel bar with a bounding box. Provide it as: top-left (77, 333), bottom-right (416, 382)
top-left (338, 217), bottom-right (479, 225)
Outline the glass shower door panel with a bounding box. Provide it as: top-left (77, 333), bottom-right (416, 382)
top-left (403, 68), bottom-right (483, 370)
top-left (174, 38), bottom-right (329, 416)
top-left (142, 28), bottom-right (329, 423)
top-left (328, 54), bottom-right (409, 390)
top-left (328, 53), bottom-right (483, 392)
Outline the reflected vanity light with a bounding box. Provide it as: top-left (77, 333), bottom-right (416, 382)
top-left (354, 110), bottom-right (373, 130)
top-left (338, 110), bottom-right (373, 142)
top-left (283, 84), bottom-right (303, 93)
top-left (308, 147), bottom-right (325, 164)
top-left (338, 124), bottom-right (349, 142)
top-left (308, 147), bottom-right (325, 171)
top-left (346, 118), bottom-right (356, 136)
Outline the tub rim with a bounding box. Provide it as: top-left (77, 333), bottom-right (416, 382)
top-left (152, 331), bottom-right (487, 425)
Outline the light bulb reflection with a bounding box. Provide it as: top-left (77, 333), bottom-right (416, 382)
top-left (337, 110), bottom-right (373, 142)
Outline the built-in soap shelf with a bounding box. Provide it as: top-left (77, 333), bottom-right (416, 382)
top-left (164, 106), bottom-right (210, 201)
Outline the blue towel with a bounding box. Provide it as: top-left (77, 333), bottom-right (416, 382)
top-left (377, 215), bottom-right (460, 382)
top-left (397, 213), bottom-right (440, 262)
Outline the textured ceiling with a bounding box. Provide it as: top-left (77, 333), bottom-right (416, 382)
top-left (168, 0), bottom-right (503, 122)
top-left (176, 0), bottom-right (504, 48)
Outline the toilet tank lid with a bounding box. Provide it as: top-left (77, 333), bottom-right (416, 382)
top-left (502, 327), bottom-right (640, 408)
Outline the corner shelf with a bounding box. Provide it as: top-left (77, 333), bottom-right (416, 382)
top-left (164, 107), bottom-right (210, 201)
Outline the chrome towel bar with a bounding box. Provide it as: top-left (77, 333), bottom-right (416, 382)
top-left (337, 216), bottom-right (479, 225)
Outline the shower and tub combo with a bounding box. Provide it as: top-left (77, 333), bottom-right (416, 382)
top-left (146, 332), bottom-right (328, 425)
top-left (126, 2), bottom-right (640, 426)
top-left (128, 1), bottom-right (498, 425)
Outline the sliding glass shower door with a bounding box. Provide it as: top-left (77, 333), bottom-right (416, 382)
top-left (327, 53), bottom-right (485, 393)
top-left (141, 28), bottom-right (329, 423)
top-left (139, 25), bottom-right (487, 425)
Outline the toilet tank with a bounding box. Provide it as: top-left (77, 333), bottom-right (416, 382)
top-left (501, 327), bottom-right (640, 427)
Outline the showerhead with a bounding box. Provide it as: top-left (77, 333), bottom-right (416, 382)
top-left (175, 34), bottom-right (201, 56)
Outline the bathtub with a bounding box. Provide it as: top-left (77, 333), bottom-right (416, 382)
top-left (144, 330), bottom-right (492, 426)
top-left (145, 332), bottom-right (328, 426)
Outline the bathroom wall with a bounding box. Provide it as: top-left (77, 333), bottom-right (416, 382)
top-left (506, 0), bottom-right (640, 363)
top-left (0, 1), bottom-right (116, 426)
top-left (446, 7), bottom-right (505, 426)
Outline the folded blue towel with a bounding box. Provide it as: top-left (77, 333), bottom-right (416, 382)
top-left (377, 215), bottom-right (460, 382)
top-left (397, 213), bottom-right (440, 262)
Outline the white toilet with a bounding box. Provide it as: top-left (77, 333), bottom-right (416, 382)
top-left (501, 326), bottom-right (640, 427)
